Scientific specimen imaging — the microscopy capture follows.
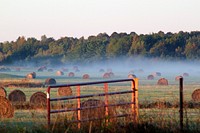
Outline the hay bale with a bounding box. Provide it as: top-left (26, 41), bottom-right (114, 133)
top-left (147, 75), bottom-right (154, 80)
top-left (82, 74), bottom-right (90, 79)
top-left (128, 74), bottom-right (137, 79)
top-left (157, 78), bottom-right (168, 85)
top-left (0, 87), bottom-right (7, 97)
top-left (56, 71), bottom-right (64, 76)
top-left (68, 72), bottom-right (75, 77)
top-left (192, 89), bottom-right (200, 102)
top-left (175, 76), bottom-right (183, 81)
top-left (0, 96), bottom-right (14, 118)
top-left (26, 72), bottom-right (36, 79)
top-left (45, 78), bottom-right (56, 85)
top-left (74, 99), bottom-right (105, 120)
top-left (57, 87), bottom-right (72, 96)
top-left (30, 92), bottom-right (47, 109)
top-left (183, 73), bottom-right (189, 77)
top-left (8, 90), bottom-right (26, 103)
top-left (152, 72), bottom-right (161, 76)
top-left (103, 73), bottom-right (110, 78)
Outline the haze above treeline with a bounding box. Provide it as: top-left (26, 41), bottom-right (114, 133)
top-left (0, 31), bottom-right (200, 66)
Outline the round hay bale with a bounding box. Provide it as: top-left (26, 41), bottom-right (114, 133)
top-left (8, 90), bottom-right (26, 103)
top-left (74, 99), bottom-right (105, 120)
top-left (30, 92), bottom-right (47, 109)
top-left (192, 89), bottom-right (200, 102)
top-left (152, 72), bottom-right (161, 77)
top-left (0, 87), bottom-right (7, 97)
top-left (183, 73), bottom-right (189, 77)
top-left (68, 72), bottom-right (75, 77)
top-left (99, 69), bottom-right (105, 73)
top-left (45, 78), bottom-right (56, 85)
top-left (0, 96), bottom-right (14, 118)
top-left (56, 71), bottom-right (64, 76)
top-left (175, 76), bottom-right (183, 81)
top-left (57, 87), bottom-right (72, 96)
top-left (147, 75), bottom-right (154, 80)
top-left (82, 74), bottom-right (90, 79)
top-left (103, 73), bottom-right (110, 78)
top-left (128, 74), bottom-right (137, 79)
top-left (157, 78), bottom-right (168, 85)
top-left (26, 72), bottom-right (36, 79)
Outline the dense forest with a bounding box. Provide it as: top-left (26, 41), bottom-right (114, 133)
top-left (0, 31), bottom-right (200, 66)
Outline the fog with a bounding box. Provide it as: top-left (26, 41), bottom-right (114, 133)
top-left (3, 56), bottom-right (200, 80)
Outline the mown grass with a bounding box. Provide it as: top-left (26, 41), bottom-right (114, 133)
top-left (0, 71), bottom-right (200, 132)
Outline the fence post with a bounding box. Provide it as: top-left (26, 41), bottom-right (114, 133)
top-left (134, 78), bottom-right (139, 123)
top-left (47, 86), bottom-right (51, 127)
top-left (179, 77), bottom-right (183, 132)
top-left (104, 83), bottom-right (109, 125)
top-left (77, 85), bottom-right (81, 129)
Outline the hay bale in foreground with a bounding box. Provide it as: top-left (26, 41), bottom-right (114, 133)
top-left (8, 90), bottom-right (26, 103)
top-left (192, 89), bottom-right (200, 102)
top-left (82, 74), bottom-right (90, 79)
top-left (147, 75), bottom-right (154, 80)
top-left (45, 78), bottom-right (56, 85)
top-left (30, 92), bottom-right (47, 109)
top-left (157, 78), bottom-right (168, 85)
top-left (0, 96), bottom-right (14, 118)
top-left (74, 99), bottom-right (105, 120)
top-left (0, 87), bottom-right (7, 97)
top-left (57, 87), bottom-right (72, 96)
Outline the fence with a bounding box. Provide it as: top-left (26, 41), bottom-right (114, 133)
top-left (46, 78), bottom-right (139, 128)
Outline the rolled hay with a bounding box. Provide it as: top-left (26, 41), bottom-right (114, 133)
top-left (0, 96), bottom-right (14, 118)
top-left (30, 92), bottom-right (47, 109)
top-left (157, 78), bottom-right (168, 85)
top-left (73, 99), bottom-right (105, 124)
top-left (8, 90), bottom-right (26, 104)
top-left (0, 87), bottom-right (7, 97)
top-left (152, 72), bottom-right (161, 77)
top-left (82, 74), bottom-right (90, 79)
top-left (128, 74), bottom-right (137, 79)
top-left (147, 74), bottom-right (154, 80)
top-left (26, 72), bottom-right (36, 79)
top-left (192, 89), bottom-right (200, 102)
top-left (103, 73), bottom-right (110, 78)
top-left (57, 86), bottom-right (72, 96)
top-left (183, 73), bottom-right (189, 77)
top-left (175, 76), bottom-right (183, 81)
top-left (68, 72), bottom-right (75, 77)
top-left (44, 78), bottom-right (56, 85)
top-left (56, 70), bottom-right (64, 76)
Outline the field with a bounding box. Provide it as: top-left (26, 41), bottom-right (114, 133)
top-left (0, 65), bottom-right (200, 132)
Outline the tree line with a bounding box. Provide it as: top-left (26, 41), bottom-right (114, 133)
top-left (0, 31), bottom-right (200, 65)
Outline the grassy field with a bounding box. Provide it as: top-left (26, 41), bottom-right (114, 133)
top-left (0, 69), bottom-right (200, 132)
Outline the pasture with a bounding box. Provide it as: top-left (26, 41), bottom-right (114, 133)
top-left (0, 65), bottom-right (200, 132)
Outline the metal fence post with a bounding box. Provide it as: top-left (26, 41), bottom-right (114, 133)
top-left (47, 86), bottom-right (51, 127)
top-left (179, 77), bottom-right (183, 132)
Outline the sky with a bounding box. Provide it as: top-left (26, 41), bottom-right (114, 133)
top-left (0, 0), bottom-right (200, 42)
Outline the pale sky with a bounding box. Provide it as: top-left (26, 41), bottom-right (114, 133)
top-left (0, 0), bottom-right (199, 42)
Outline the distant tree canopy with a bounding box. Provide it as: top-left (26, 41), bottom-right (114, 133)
top-left (0, 31), bottom-right (200, 65)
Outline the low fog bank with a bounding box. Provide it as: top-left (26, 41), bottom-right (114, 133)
top-left (3, 56), bottom-right (200, 79)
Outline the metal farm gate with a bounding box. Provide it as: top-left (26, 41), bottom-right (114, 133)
top-left (46, 78), bottom-right (139, 128)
